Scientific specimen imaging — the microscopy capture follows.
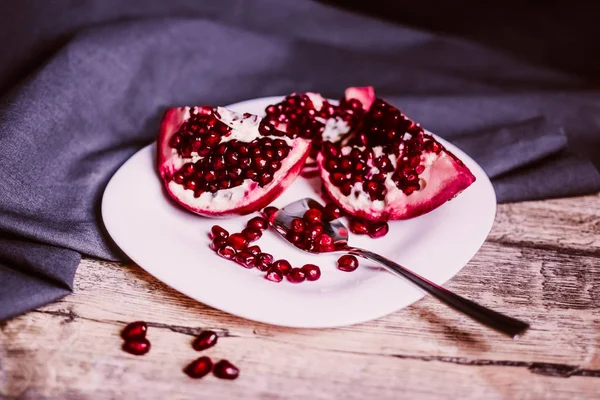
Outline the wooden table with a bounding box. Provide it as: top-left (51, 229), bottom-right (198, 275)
top-left (1, 194), bottom-right (599, 399)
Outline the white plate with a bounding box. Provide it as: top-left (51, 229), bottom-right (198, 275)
top-left (102, 96), bottom-right (496, 328)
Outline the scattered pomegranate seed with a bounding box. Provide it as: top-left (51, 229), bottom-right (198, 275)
top-left (242, 227), bottom-right (262, 242)
top-left (122, 337), bottom-right (151, 356)
top-left (211, 236), bottom-right (227, 251)
top-left (257, 253), bottom-right (274, 265)
top-left (265, 268), bottom-right (283, 282)
top-left (246, 245), bottom-right (261, 255)
top-left (303, 208), bottom-right (322, 224)
top-left (301, 264), bottom-right (321, 281)
top-left (234, 251), bottom-right (256, 268)
top-left (213, 359), bottom-right (240, 380)
top-left (271, 259), bottom-right (292, 275)
top-left (217, 245), bottom-right (236, 260)
top-left (349, 218), bottom-right (369, 235)
top-left (337, 255), bottom-right (359, 272)
top-left (121, 321), bottom-right (147, 341)
top-left (368, 221), bottom-right (389, 238)
top-left (247, 216), bottom-right (268, 230)
top-left (287, 268), bottom-right (306, 283)
top-left (227, 233), bottom-right (248, 250)
top-left (211, 225), bottom-right (229, 240)
top-left (192, 330), bottom-right (218, 351)
top-left (184, 356), bottom-right (214, 379)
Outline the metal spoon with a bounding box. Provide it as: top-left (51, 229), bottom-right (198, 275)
top-left (272, 198), bottom-right (529, 338)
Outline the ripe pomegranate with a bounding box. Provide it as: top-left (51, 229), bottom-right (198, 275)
top-left (262, 87), bottom-right (375, 163)
top-left (318, 98), bottom-right (476, 221)
top-left (157, 106), bottom-right (311, 217)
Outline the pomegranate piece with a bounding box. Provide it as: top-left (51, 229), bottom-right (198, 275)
top-left (337, 255), bottom-right (359, 272)
top-left (157, 106), bottom-right (311, 217)
top-left (317, 96), bottom-right (476, 221)
top-left (242, 227), bottom-right (262, 242)
top-left (122, 338), bottom-right (151, 356)
top-left (227, 233), bottom-right (248, 250)
top-left (210, 225), bottom-right (229, 240)
top-left (213, 360), bottom-right (240, 380)
top-left (265, 268), bottom-right (283, 282)
top-left (184, 356), bottom-right (214, 379)
top-left (301, 264), bottom-right (321, 281)
top-left (271, 259), bottom-right (292, 275)
top-left (287, 268), bottom-right (306, 283)
top-left (121, 321), bottom-right (147, 341)
top-left (192, 330), bottom-right (218, 351)
top-left (262, 87), bottom-right (375, 163)
top-left (247, 216), bottom-right (268, 230)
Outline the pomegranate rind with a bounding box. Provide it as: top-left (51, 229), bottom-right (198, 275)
top-left (344, 86), bottom-right (375, 111)
top-left (157, 107), bottom-right (311, 217)
top-left (318, 145), bottom-right (476, 221)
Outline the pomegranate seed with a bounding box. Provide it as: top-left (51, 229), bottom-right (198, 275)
top-left (217, 246), bottom-right (236, 260)
top-left (121, 321), bottom-right (147, 341)
top-left (213, 360), bottom-right (239, 380)
top-left (263, 206), bottom-right (278, 222)
top-left (234, 251), bottom-right (256, 268)
top-left (315, 234), bottom-right (333, 251)
top-left (265, 268), bottom-right (283, 282)
top-left (305, 223), bottom-right (324, 240)
top-left (246, 245), bottom-right (261, 255)
top-left (272, 259), bottom-right (292, 275)
top-left (184, 356), bottom-right (213, 379)
top-left (247, 216), bottom-right (268, 230)
top-left (324, 203), bottom-right (342, 220)
top-left (303, 208), bottom-right (322, 224)
top-left (290, 218), bottom-right (305, 233)
top-left (287, 231), bottom-right (303, 245)
top-left (122, 338), bottom-right (151, 356)
top-left (192, 330), bottom-right (218, 351)
top-left (257, 253), bottom-right (274, 265)
top-left (301, 264), bottom-right (321, 281)
top-left (242, 227), bottom-right (262, 242)
top-left (368, 221), bottom-right (389, 238)
top-left (287, 268), bottom-right (306, 283)
top-left (211, 236), bottom-right (227, 251)
top-left (337, 255), bottom-right (359, 272)
top-left (211, 225), bottom-right (229, 240)
top-left (349, 218), bottom-right (369, 235)
top-left (227, 233), bottom-right (248, 250)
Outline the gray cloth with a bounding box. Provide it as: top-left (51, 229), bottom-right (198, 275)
top-left (1, 0), bottom-right (599, 320)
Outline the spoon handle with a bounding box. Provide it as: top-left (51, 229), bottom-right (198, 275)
top-left (344, 247), bottom-right (529, 338)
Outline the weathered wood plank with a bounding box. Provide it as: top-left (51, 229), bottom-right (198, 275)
top-left (2, 195), bottom-right (600, 399)
top-left (490, 194), bottom-right (600, 254)
top-left (1, 312), bottom-right (598, 400)
top-left (20, 240), bottom-right (600, 370)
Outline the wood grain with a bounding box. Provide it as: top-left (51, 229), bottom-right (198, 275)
top-left (1, 194), bottom-right (599, 399)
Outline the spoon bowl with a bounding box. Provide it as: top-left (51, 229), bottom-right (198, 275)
top-left (272, 197), bottom-right (530, 338)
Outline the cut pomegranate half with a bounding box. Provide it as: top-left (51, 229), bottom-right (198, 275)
top-left (318, 98), bottom-right (476, 221)
top-left (157, 106), bottom-right (311, 217)
top-left (261, 87), bottom-right (375, 163)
